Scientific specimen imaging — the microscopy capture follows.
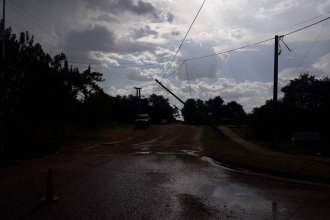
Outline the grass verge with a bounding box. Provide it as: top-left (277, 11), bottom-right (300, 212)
top-left (202, 127), bottom-right (330, 184)
top-left (229, 125), bottom-right (330, 156)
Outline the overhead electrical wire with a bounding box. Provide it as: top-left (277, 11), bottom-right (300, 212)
top-left (181, 37), bottom-right (274, 62)
top-left (163, 14), bottom-right (330, 100)
top-left (161, 0), bottom-right (206, 78)
top-left (5, 2), bottom-right (168, 70)
top-left (176, 15), bottom-right (330, 63)
top-left (276, 11), bottom-right (330, 34)
top-left (167, 61), bottom-right (186, 77)
top-left (291, 19), bottom-right (329, 76)
top-left (4, 0), bottom-right (330, 92)
top-left (283, 15), bottom-right (330, 36)
top-left (70, 63), bottom-right (161, 69)
top-left (5, 18), bottom-right (54, 52)
top-left (185, 62), bottom-right (192, 98)
top-left (7, 1), bottom-right (54, 34)
top-left (5, 1), bottom-right (104, 62)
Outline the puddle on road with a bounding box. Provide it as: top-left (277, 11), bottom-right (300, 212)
top-left (178, 193), bottom-right (219, 219)
top-left (85, 152), bottom-right (315, 219)
top-left (198, 182), bottom-right (274, 217)
top-left (165, 155), bottom-right (289, 219)
top-left (180, 150), bottom-right (200, 157)
top-left (134, 151), bottom-right (151, 155)
top-left (134, 149), bottom-right (201, 157)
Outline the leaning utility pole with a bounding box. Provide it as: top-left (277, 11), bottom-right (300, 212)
top-left (272, 35), bottom-right (279, 147)
top-left (1, 0), bottom-right (6, 156)
top-left (155, 79), bottom-right (185, 105)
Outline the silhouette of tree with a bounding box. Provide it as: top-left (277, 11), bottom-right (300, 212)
top-left (0, 22), bottom-right (105, 158)
top-left (224, 101), bottom-right (246, 125)
top-left (206, 96), bottom-right (224, 124)
top-left (250, 73), bottom-right (330, 143)
top-left (147, 94), bottom-right (175, 123)
top-left (182, 99), bottom-right (209, 125)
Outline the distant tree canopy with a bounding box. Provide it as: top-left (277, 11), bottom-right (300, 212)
top-left (182, 96), bottom-right (246, 125)
top-left (250, 74), bottom-right (330, 142)
top-left (83, 93), bottom-right (176, 125)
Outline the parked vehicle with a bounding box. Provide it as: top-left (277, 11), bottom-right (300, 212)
top-left (135, 114), bottom-right (150, 128)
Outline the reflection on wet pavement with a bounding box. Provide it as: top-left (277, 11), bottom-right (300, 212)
top-left (78, 152), bottom-right (329, 219)
top-left (2, 152), bottom-right (329, 220)
top-left (2, 125), bottom-right (330, 220)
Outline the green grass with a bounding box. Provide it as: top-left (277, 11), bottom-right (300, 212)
top-left (202, 127), bottom-right (330, 183)
top-left (229, 125), bottom-right (330, 156)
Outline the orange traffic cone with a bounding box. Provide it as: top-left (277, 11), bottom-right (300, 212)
top-left (41, 168), bottom-right (58, 202)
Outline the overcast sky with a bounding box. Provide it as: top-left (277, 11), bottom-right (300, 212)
top-left (4, 0), bottom-right (330, 112)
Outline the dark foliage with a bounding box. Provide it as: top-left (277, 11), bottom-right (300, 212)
top-left (182, 96), bottom-right (246, 125)
top-left (0, 22), bottom-right (175, 160)
top-left (250, 74), bottom-right (330, 143)
top-left (0, 23), bottom-right (104, 157)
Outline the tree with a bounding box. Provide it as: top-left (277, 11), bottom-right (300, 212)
top-left (0, 22), bottom-right (106, 158)
top-left (206, 96), bottom-right (224, 124)
top-left (147, 94), bottom-right (175, 123)
top-left (250, 73), bottom-right (330, 143)
top-left (224, 101), bottom-right (246, 125)
top-left (182, 99), bottom-right (208, 125)
top-left (281, 73), bottom-right (330, 134)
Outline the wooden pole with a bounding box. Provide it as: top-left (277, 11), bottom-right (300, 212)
top-left (273, 35), bottom-right (279, 147)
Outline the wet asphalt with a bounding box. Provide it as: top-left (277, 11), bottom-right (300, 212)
top-left (1, 124), bottom-right (330, 219)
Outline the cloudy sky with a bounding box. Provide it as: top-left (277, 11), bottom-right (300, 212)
top-left (4, 0), bottom-right (330, 112)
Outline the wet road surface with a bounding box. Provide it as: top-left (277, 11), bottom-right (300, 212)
top-left (1, 124), bottom-right (330, 219)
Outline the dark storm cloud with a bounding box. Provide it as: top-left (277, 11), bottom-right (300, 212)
top-left (65, 25), bottom-right (155, 54)
top-left (171, 30), bottom-right (180, 36)
top-left (134, 26), bottom-right (158, 39)
top-left (65, 25), bottom-right (116, 52)
top-left (91, 14), bottom-right (119, 23)
top-left (83, 0), bottom-right (174, 22)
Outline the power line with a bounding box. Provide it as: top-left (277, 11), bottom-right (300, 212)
top-left (283, 15), bottom-right (330, 37)
top-left (291, 19), bottom-right (328, 76)
top-left (69, 61), bottom-right (165, 69)
top-left (185, 62), bottom-right (192, 98)
top-left (161, 0), bottom-right (206, 78)
top-left (7, 1), bottom-right (54, 34)
top-left (5, 1), bottom-right (98, 56)
top-left (182, 37), bottom-right (274, 62)
top-left (5, 18), bottom-right (54, 53)
top-left (276, 11), bottom-right (330, 34)
top-left (167, 61), bottom-right (186, 77)
top-left (177, 15), bottom-right (330, 62)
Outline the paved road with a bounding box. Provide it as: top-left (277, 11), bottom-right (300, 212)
top-left (1, 124), bottom-right (330, 219)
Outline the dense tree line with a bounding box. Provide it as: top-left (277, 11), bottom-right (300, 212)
top-left (182, 73), bottom-right (330, 147)
top-left (84, 93), bottom-right (176, 125)
top-left (249, 74), bottom-right (330, 143)
top-left (182, 96), bottom-right (246, 125)
top-left (0, 23), bottom-right (175, 159)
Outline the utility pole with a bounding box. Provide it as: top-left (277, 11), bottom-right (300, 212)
top-left (273, 35), bottom-right (279, 147)
top-left (134, 87), bottom-right (142, 114)
top-left (1, 0), bottom-right (6, 156)
top-left (134, 87), bottom-right (141, 99)
top-left (155, 79), bottom-right (185, 105)
top-left (155, 79), bottom-right (226, 137)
